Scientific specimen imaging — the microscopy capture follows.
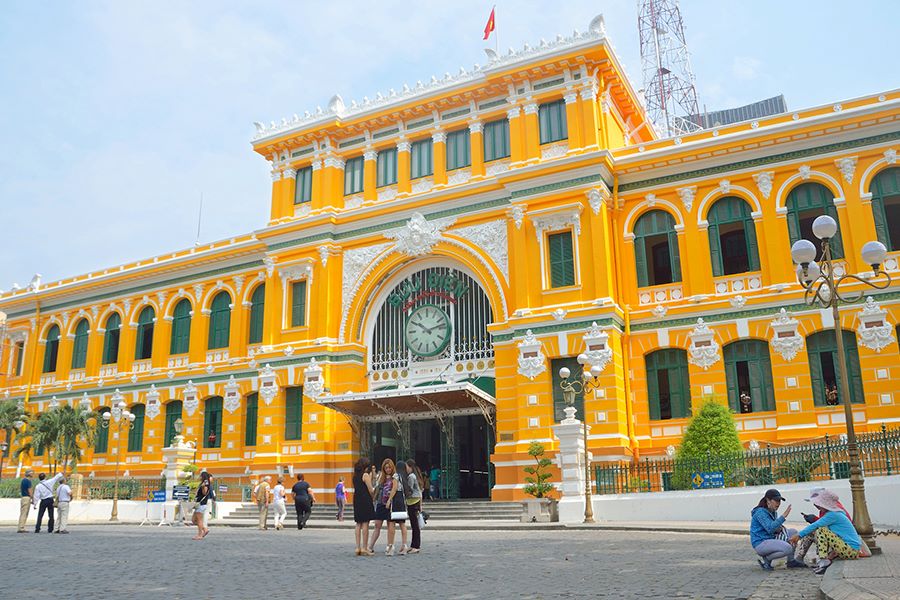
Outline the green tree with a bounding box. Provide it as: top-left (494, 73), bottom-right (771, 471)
top-left (15, 405), bottom-right (98, 474)
top-left (672, 399), bottom-right (744, 489)
top-left (523, 441), bottom-right (555, 498)
top-left (0, 399), bottom-right (29, 479)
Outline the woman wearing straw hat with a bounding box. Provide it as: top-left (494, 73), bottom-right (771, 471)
top-left (750, 488), bottom-right (807, 570)
top-left (789, 488), bottom-right (866, 575)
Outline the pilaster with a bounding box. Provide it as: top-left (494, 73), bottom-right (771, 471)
top-left (432, 130), bottom-right (447, 186)
top-left (522, 101), bottom-right (540, 162)
top-left (580, 83), bottom-right (600, 150)
top-left (563, 91), bottom-right (583, 150)
top-left (269, 169), bottom-right (286, 223)
top-left (363, 149), bottom-right (378, 201)
top-left (281, 167), bottom-right (297, 217)
top-left (507, 106), bottom-right (525, 166)
top-left (469, 121), bottom-right (485, 177)
top-left (397, 139), bottom-right (411, 194)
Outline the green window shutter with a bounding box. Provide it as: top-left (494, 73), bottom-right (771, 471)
top-left (203, 397), bottom-right (223, 448)
top-left (164, 401), bottom-right (183, 446)
top-left (668, 229), bottom-right (682, 282)
top-left (723, 345), bottom-right (739, 411)
top-left (377, 149), bottom-right (397, 187)
top-left (343, 157), bottom-right (364, 195)
top-left (786, 209), bottom-right (801, 246)
top-left (446, 129), bottom-right (471, 171)
top-left (134, 307), bottom-right (155, 360)
top-left (207, 292), bottom-right (232, 350)
top-left (539, 100), bottom-right (568, 144)
top-left (548, 231), bottom-right (576, 288)
top-left (806, 332), bottom-right (827, 406)
top-left (71, 319), bottom-right (89, 369)
top-left (707, 223), bottom-right (723, 277)
top-left (634, 236), bottom-right (649, 288)
top-left (285, 386), bottom-right (303, 440)
top-left (102, 314), bottom-right (121, 365)
top-left (411, 139), bottom-right (433, 179)
top-left (43, 325), bottom-right (60, 373)
top-left (870, 168), bottom-right (899, 250)
top-left (483, 119), bottom-right (510, 162)
top-left (824, 202), bottom-right (844, 259)
top-left (170, 299), bottom-right (192, 355)
top-left (245, 393), bottom-right (258, 447)
top-left (745, 219), bottom-right (761, 271)
top-left (14, 341), bottom-right (24, 376)
top-left (94, 408), bottom-right (110, 453)
top-left (871, 196), bottom-right (890, 248)
top-left (294, 166), bottom-right (313, 204)
top-left (551, 357), bottom-right (584, 422)
top-left (671, 354), bottom-right (691, 419)
top-left (842, 331), bottom-right (865, 405)
top-left (128, 404), bottom-right (145, 452)
top-left (248, 284), bottom-right (265, 344)
top-left (646, 353), bottom-right (661, 420)
top-left (291, 280), bottom-right (307, 327)
top-left (724, 341), bottom-right (775, 412)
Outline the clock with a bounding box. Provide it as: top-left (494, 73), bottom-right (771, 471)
top-left (404, 304), bottom-right (451, 357)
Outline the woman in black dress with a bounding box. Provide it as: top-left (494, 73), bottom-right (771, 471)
top-left (352, 457), bottom-right (376, 556)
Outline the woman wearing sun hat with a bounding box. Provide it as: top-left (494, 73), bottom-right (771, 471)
top-left (789, 488), bottom-right (864, 574)
top-left (750, 488), bottom-right (806, 570)
top-left (793, 486), bottom-right (851, 564)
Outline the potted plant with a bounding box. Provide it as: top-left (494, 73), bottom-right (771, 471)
top-left (520, 441), bottom-right (559, 522)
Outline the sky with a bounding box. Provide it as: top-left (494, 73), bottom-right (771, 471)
top-left (1, 0), bottom-right (898, 289)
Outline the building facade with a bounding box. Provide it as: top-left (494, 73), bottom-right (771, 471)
top-left (2, 18), bottom-right (899, 501)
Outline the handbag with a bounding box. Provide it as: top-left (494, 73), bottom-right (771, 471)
top-left (417, 511), bottom-right (426, 529)
top-left (390, 483), bottom-right (407, 521)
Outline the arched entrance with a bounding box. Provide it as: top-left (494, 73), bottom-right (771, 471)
top-left (322, 260), bottom-right (498, 499)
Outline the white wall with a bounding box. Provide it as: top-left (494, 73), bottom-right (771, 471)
top-left (559, 475), bottom-right (900, 527)
top-left (1, 499), bottom-right (245, 525)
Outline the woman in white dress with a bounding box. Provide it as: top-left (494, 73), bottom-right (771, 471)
top-left (272, 476), bottom-right (288, 530)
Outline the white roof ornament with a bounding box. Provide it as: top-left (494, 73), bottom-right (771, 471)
top-left (328, 94), bottom-right (345, 116)
top-left (588, 14), bottom-right (606, 36)
top-left (484, 48), bottom-right (498, 63)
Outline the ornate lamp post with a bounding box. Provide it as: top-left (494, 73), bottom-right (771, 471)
top-left (558, 359), bottom-right (603, 524)
top-left (790, 214), bottom-right (892, 553)
top-left (101, 389), bottom-right (135, 521)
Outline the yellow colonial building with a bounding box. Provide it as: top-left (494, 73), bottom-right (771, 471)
top-left (2, 18), bottom-right (899, 501)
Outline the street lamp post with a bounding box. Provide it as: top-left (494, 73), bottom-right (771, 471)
top-left (790, 215), bottom-right (892, 553)
top-left (558, 360), bottom-right (603, 524)
top-left (101, 390), bottom-right (135, 522)
top-left (0, 441), bottom-right (8, 481)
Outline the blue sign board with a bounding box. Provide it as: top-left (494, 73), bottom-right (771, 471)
top-left (147, 490), bottom-right (167, 503)
top-left (691, 471), bottom-right (725, 489)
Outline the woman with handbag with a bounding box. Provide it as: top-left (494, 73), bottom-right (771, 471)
top-left (392, 461), bottom-right (410, 556)
top-left (192, 480), bottom-right (212, 540)
top-left (404, 459), bottom-right (424, 554)
top-left (352, 458), bottom-right (376, 556)
top-left (749, 489), bottom-right (805, 570)
top-left (368, 458), bottom-right (407, 556)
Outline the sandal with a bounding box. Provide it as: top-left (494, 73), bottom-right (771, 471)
top-left (385, 544), bottom-right (395, 556)
top-left (398, 545), bottom-right (409, 556)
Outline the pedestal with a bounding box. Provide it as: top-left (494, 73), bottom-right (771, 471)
top-left (161, 436), bottom-right (196, 499)
top-left (552, 406), bottom-right (592, 523)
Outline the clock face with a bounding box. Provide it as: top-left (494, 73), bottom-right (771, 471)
top-left (404, 304), bottom-right (451, 357)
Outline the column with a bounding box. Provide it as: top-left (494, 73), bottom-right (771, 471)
top-left (682, 221), bottom-right (713, 297)
top-left (469, 121), bottom-right (485, 177)
top-left (563, 91), bottom-right (583, 150)
top-left (586, 191), bottom-right (615, 300)
top-left (229, 284), bottom-right (247, 359)
top-left (151, 312), bottom-right (170, 369)
top-left (552, 408), bottom-right (588, 523)
top-left (432, 130), bottom-right (447, 186)
top-left (281, 168), bottom-right (297, 218)
top-left (580, 83), bottom-right (601, 150)
top-left (837, 162), bottom-right (871, 274)
top-left (187, 290), bottom-right (206, 364)
top-left (363, 148), bottom-right (377, 201)
top-left (118, 319), bottom-right (137, 375)
top-left (317, 155), bottom-right (345, 210)
top-left (268, 168), bottom-right (285, 223)
top-left (84, 327), bottom-right (104, 378)
top-left (253, 385), bottom-right (285, 471)
top-left (55, 331), bottom-right (73, 382)
top-left (261, 268), bottom-right (282, 346)
top-left (522, 102), bottom-right (540, 162)
top-left (507, 212), bottom-right (530, 312)
top-left (508, 106), bottom-right (525, 166)
top-left (397, 138), bottom-right (411, 195)
top-left (310, 159), bottom-right (323, 207)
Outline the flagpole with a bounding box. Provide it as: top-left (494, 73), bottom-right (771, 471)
top-left (494, 5), bottom-right (499, 54)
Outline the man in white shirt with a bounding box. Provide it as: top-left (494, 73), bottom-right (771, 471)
top-left (54, 475), bottom-right (73, 534)
top-left (33, 472), bottom-right (63, 533)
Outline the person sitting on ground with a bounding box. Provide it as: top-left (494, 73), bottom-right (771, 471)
top-left (750, 488), bottom-right (806, 570)
top-left (789, 488), bottom-right (866, 575)
top-left (793, 486), bottom-right (852, 565)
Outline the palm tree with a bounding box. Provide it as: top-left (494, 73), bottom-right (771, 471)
top-left (15, 410), bottom-right (57, 472)
top-left (0, 399), bottom-right (29, 480)
top-left (16, 405), bottom-right (98, 475)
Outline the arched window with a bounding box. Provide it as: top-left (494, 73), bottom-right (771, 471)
top-left (42, 325), bottom-right (61, 373)
top-left (94, 407), bottom-right (110, 453)
top-left (102, 313), bottom-right (121, 365)
top-left (786, 183), bottom-right (844, 260)
top-left (71, 319), bottom-right (90, 369)
top-left (164, 401), bottom-right (183, 446)
top-left (244, 392), bottom-right (258, 447)
top-left (203, 396), bottom-right (223, 448)
top-left (870, 167), bottom-right (900, 252)
top-left (645, 348), bottom-right (691, 420)
top-left (208, 292), bottom-right (231, 350)
top-left (134, 306), bottom-right (155, 360)
top-left (170, 299), bottom-right (192, 355)
top-left (248, 284), bottom-right (265, 344)
top-left (128, 404), bottom-right (145, 452)
top-left (634, 210), bottom-right (682, 287)
top-left (285, 387), bottom-right (303, 440)
top-left (707, 197), bottom-right (760, 276)
top-left (724, 340), bottom-right (775, 413)
top-left (806, 330), bottom-right (864, 406)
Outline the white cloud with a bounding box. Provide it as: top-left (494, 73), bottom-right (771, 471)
top-left (732, 56), bottom-right (762, 81)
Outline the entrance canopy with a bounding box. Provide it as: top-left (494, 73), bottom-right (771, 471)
top-left (318, 382), bottom-right (495, 425)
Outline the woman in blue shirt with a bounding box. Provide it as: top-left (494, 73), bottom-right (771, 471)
top-left (749, 489), bottom-right (806, 570)
top-left (789, 488), bottom-right (863, 574)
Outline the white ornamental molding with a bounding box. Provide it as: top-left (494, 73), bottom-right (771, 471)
top-left (752, 172), bottom-right (775, 200)
top-left (278, 261), bottom-right (314, 286)
top-left (856, 296), bottom-right (894, 353)
top-left (835, 156), bottom-right (858, 184)
top-left (447, 167), bottom-right (471, 186)
top-left (582, 321), bottom-right (613, 373)
top-left (798, 165), bottom-right (812, 180)
top-left (145, 384), bottom-right (161, 420)
top-left (652, 304), bottom-right (668, 318)
top-left (585, 187), bottom-right (610, 216)
top-left (885, 148), bottom-right (897, 165)
top-left (258, 364), bottom-right (279, 405)
top-left (540, 142), bottom-right (569, 160)
top-left (384, 212), bottom-right (455, 257)
top-left (183, 380), bottom-right (199, 416)
top-left (339, 242), bottom-right (393, 341)
top-left (688, 318), bottom-right (721, 370)
top-left (451, 219), bottom-right (509, 282)
top-left (224, 375), bottom-right (241, 414)
top-left (517, 329), bottom-right (546, 380)
top-left (303, 358), bottom-right (324, 400)
top-left (529, 203), bottom-right (583, 243)
top-left (263, 257), bottom-right (276, 277)
top-left (551, 308), bottom-right (567, 321)
top-left (769, 308), bottom-right (804, 362)
top-left (676, 186), bottom-right (696, 212)
top-left (718, 180), bottom-right (731, 194)
top-left (507, 204), bottom-right (526, 229)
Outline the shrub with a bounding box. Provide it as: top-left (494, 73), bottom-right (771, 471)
top-left (523, 441), bottom-right (554, 499)
top-left (775, 454), bottom-right (823, 483)
top-left (733, 466), bottom-right (774, 487)
top-left (672, 399), bottom-right (744, 489)
top-left (0, 478), bottom-right (22, 498)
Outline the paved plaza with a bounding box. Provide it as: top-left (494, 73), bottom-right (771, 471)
top-left (1, 525), bottom-right (834, 599)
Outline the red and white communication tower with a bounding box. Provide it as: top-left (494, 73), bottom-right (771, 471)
top-left (638, 0), bottom-right (702, 137)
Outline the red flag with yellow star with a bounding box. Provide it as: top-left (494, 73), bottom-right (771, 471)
top-left (483, 7), bottom-right (495, 40)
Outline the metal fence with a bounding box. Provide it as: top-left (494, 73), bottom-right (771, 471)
top-left (81, 478), bottom-right (165, 500)
top-left (594, 424), bottom-right (899, 495)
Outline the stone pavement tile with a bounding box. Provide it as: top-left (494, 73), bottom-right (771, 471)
top-left (820, 537), bottom-right (900, 600)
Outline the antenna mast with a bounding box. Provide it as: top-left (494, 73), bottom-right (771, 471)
top-left (638, 0), bottom-right (702, 137)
